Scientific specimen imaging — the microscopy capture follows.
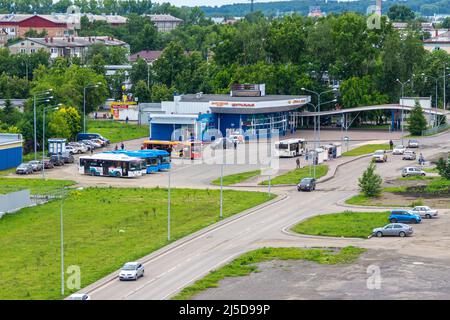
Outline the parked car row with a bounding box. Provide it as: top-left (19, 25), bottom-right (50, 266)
top-left (16, 154), bottom-right (75, 175)
top-left (372, 206), bottom-right (438, 238)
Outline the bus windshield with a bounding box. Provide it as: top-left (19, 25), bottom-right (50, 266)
top-left (276, 144), bottom-right (288, 149)
top-left (161, 156), bottom-right (171, 164)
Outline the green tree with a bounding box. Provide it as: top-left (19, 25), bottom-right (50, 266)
top-left (151, 83), bottom-right (174, 102)
top-left (358, 163), bottom-right (382, 197)
top-left (48, 109), bottom-right (71, 140)
top-left (59, 106), bottom-right (82, 140)
top-left (436, 155), bottom-right (450, 180)
top-left (387, 5), bottom-right (415, 22)
top-left (407, 100), bottom-right (427, 136)
top-left (442, 17), bottom-right (450, 29)
top-left (134, 80), bottom-right (151, 103)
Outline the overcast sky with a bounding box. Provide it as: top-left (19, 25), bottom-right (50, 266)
top-left (153, 0), bottom-right (277, 7)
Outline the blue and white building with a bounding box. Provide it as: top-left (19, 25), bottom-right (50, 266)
top-left (149, 84), bottom-right (311, 141)
top-left (0, 133), bottom-right (23, 170)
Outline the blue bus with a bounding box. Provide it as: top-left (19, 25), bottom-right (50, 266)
top-left (137, 149), bottom-right (171, 171)
top-left (107, 150), bottom-right (159, 174)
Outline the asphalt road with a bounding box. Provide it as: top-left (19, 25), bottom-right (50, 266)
top-left (82, 131), bottom-right (450, 300)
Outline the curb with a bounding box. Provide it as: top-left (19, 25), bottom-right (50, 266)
top-left (335, 195), bottom-right (403, 211)
top-left (79, 193), bottom-right (288, 296)
top-left (226, 153), bottom-right (375, 188)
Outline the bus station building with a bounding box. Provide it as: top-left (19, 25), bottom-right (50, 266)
top-left (148, 84), bottom-right (311, 141)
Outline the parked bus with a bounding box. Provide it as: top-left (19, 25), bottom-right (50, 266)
top-left (173, 141), bottom-right (203, 160)
top-left (274, 139), bottom-right (306, 157)
top-left (108, 150), bottom-right (160, 174)
top-left (142, 140), bottom-right (180, 154)
top-left (79, 153), bottom-right (145, 178)
top-left (138, 149), bottom-right (171, 170)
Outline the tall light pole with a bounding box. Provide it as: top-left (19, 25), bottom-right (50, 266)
top-left (167, 167), bottom-right (171, 241)
top-left (305, 99), bottom-right (337, 178)
top-left (42, 104), bottom-right (62, 179)
top-left (83, 83), bottom-right (102, 133)
top-left (421, 74), bottom-right (439, 127)
top-left (220, 162), bottom-right (224, 219)
top-left (396, 78), bottom-right (410, 145)
top-left (301, 87), bottom-right (338, 149)
top-left (33, 90), bottom-right (53, 160)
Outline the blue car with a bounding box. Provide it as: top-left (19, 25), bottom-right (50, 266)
top-left (389, 209), bottom-right (421, 224)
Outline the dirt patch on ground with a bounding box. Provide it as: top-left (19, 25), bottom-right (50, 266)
top-left (193, 249), bottom-right (450, 300)
top-left (372, 191), bottom-right (450, 208)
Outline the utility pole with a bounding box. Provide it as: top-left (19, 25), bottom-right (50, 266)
top-left (220, 162), bottom-right (224, 219)
top-left (167, 168), bottom-right (171, 241)
top-left (396, 79), bottom-right (410, 145)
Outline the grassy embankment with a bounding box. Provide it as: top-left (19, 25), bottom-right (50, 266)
top-left (0, 185), bottom-right (274, 299)
top-left (291, 211), bottom-right (390, 238)
top-left (211, 170), bottom-right (261, 186)
top-left (259, 165), bottom-right (328, 185)
top-left (342, 144), bottom-right (390, 157)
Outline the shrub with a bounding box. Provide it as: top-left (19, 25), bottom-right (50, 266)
top-left (358, 163), bottom-right (382, 197)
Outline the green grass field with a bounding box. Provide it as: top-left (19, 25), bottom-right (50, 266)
top-left (260, 165), bottom-right (328, 185)
top-left (87, 120), bottom-right (149, 143)
top-left (342, 144), bottom-right (390, 156)
top-left (0, 187), bottom-right (274, 299)
top-left (291, 211), bottom-right (390, 238)
top-left (173, 246), bottom-right (365, 300)
top-left (211, 170), bottom-right (261, 186)
top-left (0, 178), bottom-right (75, 195)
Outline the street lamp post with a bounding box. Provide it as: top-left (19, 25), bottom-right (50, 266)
top-left (33, 90), bottom-right (53, 160)
top-left (83, 83), bottom-right (102, 133)
top-left (167, 167), bottom-right (171, 241)
top-left (396, 79), bottom-right (410, 145)
top-left (421, 74), bottom-right (439, 127)
top-left (220, 162), bottom-right (224, 219)
top-left (42, 105), bottom-right (61, 179)
top-left (304, 98), bottom-right (337, 178)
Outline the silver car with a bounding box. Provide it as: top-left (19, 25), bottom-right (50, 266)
top-left (402, 150), bottom-right (416, 160)
top-left (407, 140), bottom-right (419, 148)
top-left (67, 293), bottom-right (91, 300)
top-left (119, 262), bottom-right (144, 281)
top-left (401, 167), bottom-right (426, 177)
top-left (373, 223), bottom-right (413, 237)
top-left (28, 160), bottom-right (43, 171)
top-left (410, 206), bottom-right (438, 219)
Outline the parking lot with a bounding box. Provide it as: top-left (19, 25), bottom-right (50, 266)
top-left (193, 208), bottom-right (450, 300)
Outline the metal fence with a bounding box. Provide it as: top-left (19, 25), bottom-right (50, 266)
top-left (0, 190), bottom-right (32, 217)
top-left (422, 123), bottom-right (450, 136)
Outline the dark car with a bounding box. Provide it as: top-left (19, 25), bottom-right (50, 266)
top-left (16, 163), bottom-right (33, 175)
top-left (43, 160), bottom-right (54, 169)
top-left (50, 155), bottom-right (65, 166)
top-left (297, 178), bottom-right (316, 191)
top-left (61, 152), bottom-right (74, 164)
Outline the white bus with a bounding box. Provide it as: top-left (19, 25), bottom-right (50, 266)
top-left (79, 153), bottom-right (145, 178)
top-left (274, 139), bottom-right (306, 157)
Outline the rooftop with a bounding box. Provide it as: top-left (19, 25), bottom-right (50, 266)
top-left (10, 36), bottom-right (129, 48)
top-left (424, 30), bottom-right (450, 43)
top-left (145, 14), bottom-right (183, 22)
top-left (129, 50), bottom-right (163, 62)
top-left (178, 94), bottom-right (307, 103)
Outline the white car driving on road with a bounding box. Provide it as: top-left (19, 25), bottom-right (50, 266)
top-left (119, 262), bottom-right (144, 281)
top-left (393, 145), bottom-right (406, 155)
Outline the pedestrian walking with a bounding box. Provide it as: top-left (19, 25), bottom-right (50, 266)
top-left (389, 140), bottom-right (394, 150)
top-left (90, 148), bottom-right (93, 155)
top-left (115, 145), bottom-right (118, 151)
top-left (296, 158), bottom-right (300, 169)
top-left (233, 141), bottom-right (237, 150)
top-left (120, 142), bottom-right (124, 150)
top-left (125, 116), bottom-right (129, 124)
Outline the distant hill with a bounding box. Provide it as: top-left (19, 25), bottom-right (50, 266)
top-left (200, 0), bottom-right (450, 17)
